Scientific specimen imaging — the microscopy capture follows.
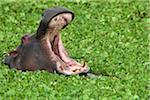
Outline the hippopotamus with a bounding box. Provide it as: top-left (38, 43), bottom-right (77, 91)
top-left (4, 7), bottom-right (90, 75)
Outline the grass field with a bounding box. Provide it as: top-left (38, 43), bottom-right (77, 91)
top-left (0, 0), bottom-right (149, 99)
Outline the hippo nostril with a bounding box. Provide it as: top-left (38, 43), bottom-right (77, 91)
top-left (62, 16), bottom-right (68, 25)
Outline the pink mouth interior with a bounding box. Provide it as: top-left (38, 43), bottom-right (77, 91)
top-left (51, 35), bottom-right (89, 75)
top-left (52, 35), bottom-right (71, 64)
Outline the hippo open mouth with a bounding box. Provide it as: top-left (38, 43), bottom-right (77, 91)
top-left (51, 36), bottom-right (89, 75)
top-left (4, 7), bottom-right (90, 75)
top-left (41, 12), bottom-right (89, 75)
top-left (50, 30), bottom-right (89, 75)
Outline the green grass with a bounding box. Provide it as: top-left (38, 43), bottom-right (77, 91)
top-left (0, 0), bottom-right (149, 99)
